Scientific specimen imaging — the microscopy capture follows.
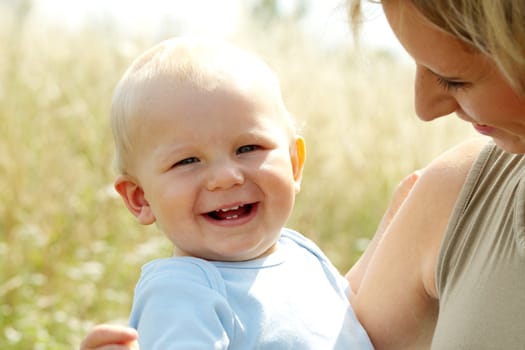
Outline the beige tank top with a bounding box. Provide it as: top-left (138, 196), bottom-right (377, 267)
top-left (433, 141), bottom-right (525, 349)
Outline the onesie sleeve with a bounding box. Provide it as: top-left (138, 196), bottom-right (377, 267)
top-left (128, 258), bottom-right (235, 350)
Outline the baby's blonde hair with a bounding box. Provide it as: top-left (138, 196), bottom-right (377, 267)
top-left (111, 37), bottom-right (295, 174)
top-left (348, 0), bottom-right (525, 93)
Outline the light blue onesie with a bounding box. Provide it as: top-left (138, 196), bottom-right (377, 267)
top-left (129, 228), bottom-right (373, 349)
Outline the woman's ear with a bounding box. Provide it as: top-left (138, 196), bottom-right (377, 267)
top-left (290, 136), bottom-right (306, 193)
top-left (114, 175), bottom-right (156, 225)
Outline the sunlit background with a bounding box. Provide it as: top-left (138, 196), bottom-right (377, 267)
top-left (1, 0), bottom-right (476, 348)
top-left (32, 0), bottom-right (403, 52)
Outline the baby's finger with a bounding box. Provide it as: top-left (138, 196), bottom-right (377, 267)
top-left (390, 170), bottom-right (421, 211)
top-left (80, 324), bottom-right (138, 350)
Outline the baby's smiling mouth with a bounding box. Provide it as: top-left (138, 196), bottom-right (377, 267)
top-left (206, 203), bottom-right (255, 221)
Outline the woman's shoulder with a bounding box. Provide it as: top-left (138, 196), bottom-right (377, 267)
top-left (421, 137), bottom-right (489, 183)
top-left (412, 137), bottom-right (489, 207)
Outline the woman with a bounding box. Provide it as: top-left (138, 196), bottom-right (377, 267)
top-left (347, 0), bottom-right (525, 349)
top-left (81, 1), bottom-right (525, 349)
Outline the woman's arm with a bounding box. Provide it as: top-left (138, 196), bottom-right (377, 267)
top-left (348, 138), bottom-right (487, 349)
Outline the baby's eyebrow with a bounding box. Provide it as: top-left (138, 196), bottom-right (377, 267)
top-left (153, 144), bottom-right (187, 162)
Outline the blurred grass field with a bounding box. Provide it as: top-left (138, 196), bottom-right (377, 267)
top-left (0, 3), bottom-right (477, 349)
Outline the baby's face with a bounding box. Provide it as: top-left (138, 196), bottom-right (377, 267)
top-left (127, 76), bottom-right (304, 261)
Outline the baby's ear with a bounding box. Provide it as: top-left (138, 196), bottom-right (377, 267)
top-left (290, 136), bottom-right (306, 193)
top-left (114, 175), bottom-right (156, 225)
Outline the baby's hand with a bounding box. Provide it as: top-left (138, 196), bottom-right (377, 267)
top-left (381, 170), bottom-right (421, 228)
top-left (347, 169), bottom-right (421, 295)
top-left (80, 324), bottom-right (139, 350)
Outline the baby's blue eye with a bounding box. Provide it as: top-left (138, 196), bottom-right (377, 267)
top-left (174, 157), bottom-right (199, 167)
top-left (237, 145), bottom-right (259, 154)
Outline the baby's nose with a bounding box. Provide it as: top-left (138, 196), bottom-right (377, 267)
top-left (206, 162), bottom-right (244, 191)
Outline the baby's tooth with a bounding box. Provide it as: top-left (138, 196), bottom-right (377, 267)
top-left (220, 205), bottom-right (240, 212)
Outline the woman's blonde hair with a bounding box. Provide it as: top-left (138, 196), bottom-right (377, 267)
top-left (348, 0), bottom-right (525, 93)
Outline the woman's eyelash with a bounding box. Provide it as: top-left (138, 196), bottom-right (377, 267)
top-left (436, 76), bottom-right (468, 91)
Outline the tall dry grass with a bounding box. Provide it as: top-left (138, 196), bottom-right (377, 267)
top-left (0, 6), bottom-right (476, 349)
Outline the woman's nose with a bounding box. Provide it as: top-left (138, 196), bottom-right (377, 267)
top-left (414, 66), bottom-right (459, 121)
top-left (206, 161), bottom-right (245, 191)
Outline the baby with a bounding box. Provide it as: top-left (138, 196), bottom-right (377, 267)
top-left (80, 37), bottom-right (373, 350)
